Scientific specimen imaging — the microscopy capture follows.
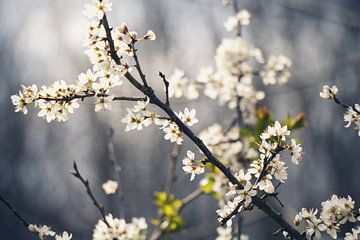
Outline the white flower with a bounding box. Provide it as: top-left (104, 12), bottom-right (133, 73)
top-left (256, 175), bottom-right (274, 194)
top-left (162, 121), bottom-right (183, 144)
top-left (178, 108), bottom-right (199, 126)
top-left (223, 10), bottom-right (251, 32)
top-left (320, 85), bottom-right (338, 99)
top-left (237, 10), bottom-right (251, 25)
top-left (11, 91), bottom-right (29, 114)
top-left (94, 95), bottom-right (114, 112)
top-left (37, 100), bottom-right (58, 123)
top-left (121, 108), bottom-right (144, 131)
top-left (102, 180), bottom-right (119, 195)
top-left (92, 214), bottom-right (147, 240)
top-left (55, 232), bottom-right (72, 240)
top-left (344, 104), bottom-right (360, 128)
top-left (305, 218), bottom-right (326, 239)
top-left (83, 0), bottom-right (112, 20)
top-left (182, 150), bottom-right (205, 181)
top-left (290, 139), bottom-right (302, 164)
top-left (215, 226), bottom-right (232, 240)
top-left (236, 182), bottom-right (257, 207)
top-left (168, 69), bottom-right (189, 98)
top-left (142, 30), bottom-right (156, 41)
top-left (77, 69), bottom-right (98, 91)
top-left (28, 224), bottom-right (56, 240)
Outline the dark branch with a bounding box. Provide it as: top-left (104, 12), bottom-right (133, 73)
top-left (255, 146), bottom-right (284, 185)
top-left (38, 94), bottom-right (146, 103)
top-left (71, 161), bottom-right (109, 226)
top-left (131, 41), bottom-right (149, 87)
top-left (159, 72), bottom-right (170, 106)
top-left (0, 195), bottom-right (30, 228)
top-left (101, 12), bottom-right (305, 240)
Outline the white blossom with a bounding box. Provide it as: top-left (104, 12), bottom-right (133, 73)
top-left (102, 180), bottom-right (119, 195)
top-left (320, 85), bottom-right (338, 99)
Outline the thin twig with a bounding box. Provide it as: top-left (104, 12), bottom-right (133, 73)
top-left (106, 127), bottom-right (126, 219)
top-left (159, 72), bottom-right (170, 106)
top-left (131, 41), bottom-right (148, 87)
top-left (179, 188), bottom-right (204, 212)
top-left (0, 195), bottom-right (30, 227)
top-left (70, 161), bottom-right (109, 226)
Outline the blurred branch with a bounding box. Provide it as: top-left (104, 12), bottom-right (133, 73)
top-left (0, 195), bottom-right (30, 228)
top-left (106, 127), bottom-right (126, 219)
top-left (164, 144), bottom-right (181, 195)
top-left (179, 188), bottom-right (204, 212)
top-left (70, 161), bottom-right (109, 226)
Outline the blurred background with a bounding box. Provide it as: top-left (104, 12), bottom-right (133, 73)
top-left (1, 0), bottom-right (360, 239)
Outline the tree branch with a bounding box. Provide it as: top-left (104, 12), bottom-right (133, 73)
top-left (101, 12), bottom-right (305, 240)
top-left (70, 161), bottom-right (109, 226)
top-left (164, 144), bottom-right (181, 196)
top-left (38, 94), bottom-right (146, 103)
top-left (179, 188), bottom-right (203, 213)
top-left (106, 127), bottom-right (126, 219)
top-left (159, 72), bottom-right (170, 106)
top-left (0, 195), bottom-right (30, 228)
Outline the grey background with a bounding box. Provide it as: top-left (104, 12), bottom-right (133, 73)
top-left (1, 0), bottom-right (360, 239)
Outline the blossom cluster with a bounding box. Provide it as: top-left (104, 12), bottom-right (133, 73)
top-left (224, 10), bottom-right (251, 32)
top-left (216, 226), bottom-right (249, 240)
top-left (320, 85), bottom-right (360, 136)
top-left (199, 124), bottom-right (244, 165)
top-left (166, 11), bottom-right (291, 124)
top-left (28, 224), bottom-right (72, 240)
top-left (294, 195), bottom-right (360, 239)
top-left (11, 0), bottom-right (155, 123)
top-left (93, 214), bottom-right (147, 240)
top-left (102, 180), bottom-right (119, 195)
top-left (182, 150), bottom-right (205, 181)
top-left (216, 121), bottom-right (302, 225)
top-left (121, 99), bottom-right (198, 145)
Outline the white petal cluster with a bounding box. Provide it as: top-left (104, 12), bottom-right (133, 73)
top-left (320, 85), bottom-right (338, 99)
top-left (224, 10), bottom-right (251, 32)
top-left (294, 195), bottom-right (359, 239)
top-left (216, 121), bottom-right (303, 225)
top-left (178, 108), bottom-right (199, 126)
top-left (199, 124), bottom-right (243, 164)
top-left (121, 100), bottom-right (190, 145)
top-left (121, 98), bottom-right (162, 131)
top-left (182, 150), bottom-right (205, 181)
top-left (84, 0), bottom-right (112, 20)
top-left (55, 232), bottom-right (73, 240)
top-left (320, 85), bottom-right (360, 136)
top-left (102, 180), bottom-right (119, 195)
top-left (93, 214), bottom-right (147, 240)
top-left (167, 34), bottom-right (289, 124)
top-left (28, 224), bottom-right (56, 240)
top-left (344, 104), bottom-right (360, 136)
top-left (345, 227), bottom-right (360, 240)
top-left (168, 69), bottom-right (199, 99)
top-left (260, 55), bottom-right (292, 85)
top-left (215, 226), bottom-right (249, 240)
top-left (28, 224), bottom-right (72, 240)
